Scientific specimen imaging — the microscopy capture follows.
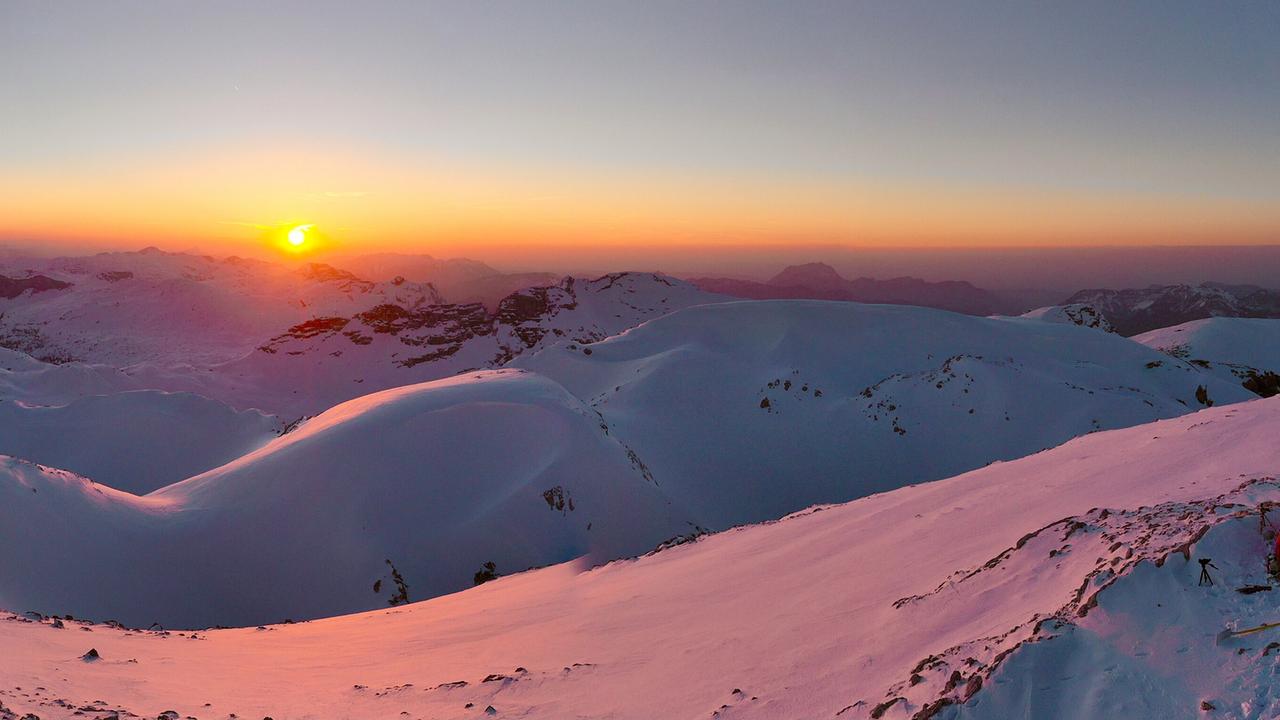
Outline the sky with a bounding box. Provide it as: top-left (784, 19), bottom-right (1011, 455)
top-left (1, 0), bottom-right (1278, 265)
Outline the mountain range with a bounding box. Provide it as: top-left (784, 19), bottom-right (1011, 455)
top-left (689, 262), bottom-right (1008, 315)
top-left (1062, 282), bottom-right (1280, 336)
top-left (0, 295), bottom-right (1251, 628)
top-left (5, 247), bottom-right (1280, 719)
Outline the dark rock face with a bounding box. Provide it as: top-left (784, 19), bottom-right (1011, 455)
top-left (254, 272), bottom-right (694, 378)
top-left (0, 274), bottom-right (72, 299)
top-left (1243, 371), bottom-right (1280, 398)
top-left (495, 286), bottom-right (572, 350)
top-left (1063, 283), bottom-right (1280, 336)
top-left (284, 316), bottom-right (352, 340)
top-left (258, 303), bottom-right (493, 367)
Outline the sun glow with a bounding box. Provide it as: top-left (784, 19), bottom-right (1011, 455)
top-left (287, 224), bottom-right (313, 247)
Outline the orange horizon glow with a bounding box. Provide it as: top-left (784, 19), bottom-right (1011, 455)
top-left (3, 143), bottom-right (1278, 261)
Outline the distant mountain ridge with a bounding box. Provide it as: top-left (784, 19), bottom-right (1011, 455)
top-left (331, 252), bottom-right (559, 310)
top-left (689, 262), bottom-right (1004, 315)
top-left (1063, 282), bottom-right (1280, 336)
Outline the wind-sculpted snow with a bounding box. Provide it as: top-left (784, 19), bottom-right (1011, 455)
top-left (2, 397), bottom-right (1278, 719)
top-left (0, 370), bottom-right (693, 628)
top-left (1135, 317), bottom-right (1280, 399)
top-left (517, 300), bottom-right (1253, 527)
top-left (0, 390), bottom-right (281, 494)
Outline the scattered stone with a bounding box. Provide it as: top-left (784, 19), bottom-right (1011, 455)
top-left (81, 648), bottom-right (100, 662)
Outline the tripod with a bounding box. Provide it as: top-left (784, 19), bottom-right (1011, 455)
top-left (1199, 558), bottom-right (1219, 587)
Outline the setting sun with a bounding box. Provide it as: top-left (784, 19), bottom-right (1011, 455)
top-left (287, 224), bottom-right (313, 247)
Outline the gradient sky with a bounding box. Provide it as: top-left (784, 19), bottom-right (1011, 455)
top-left (2, 0), bottom-right (1278, 262)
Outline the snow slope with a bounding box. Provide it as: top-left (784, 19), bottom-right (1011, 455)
top-left (1134, 317), bottom-right (1280, 396)
top-left (516, 300), bottom-right (1251, 527)
top-left (0, 347), bottom-right (143, 404)
top-left (3, 397), bottom-right (1278, 720)
top-left (0, 390), bottom-right (281, 494)
top-left (0, 370), bottom-right (692, 628)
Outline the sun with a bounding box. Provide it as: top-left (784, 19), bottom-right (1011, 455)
top-left (287, 224), bottom-right (314, 247)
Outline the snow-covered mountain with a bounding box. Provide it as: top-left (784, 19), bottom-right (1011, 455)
top-left (0, 265), bottom-right (728, 498)
top-left (4, 397), bottom-right (1278, 720)
top-left (9, 248), bottom-right (1280, 720)
top-left (516, 300), bottom-right (1250, 527)
top-left (1062, 283), bottom-right (1280, 336)
top-left (137, 271), bottom-right (727, 417)
top-left (1019, 302), bottom-right (1114, 332)
top-left (690, 262), bottom-right (1005, 315)
top-left (0, 248), bottom-right (444, 365)
top-left (0, 389), bottom-right (280, 494)
top-left (1134, 317), bottom-right (1280, 398)
top-left (0, 250), bottom-right (728, 416)
top-left (0, 370), bottom-right (693, 628)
